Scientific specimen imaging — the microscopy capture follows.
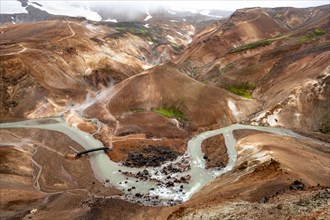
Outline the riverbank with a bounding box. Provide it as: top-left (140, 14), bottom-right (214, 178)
top-left (1, 118), bottom-right (329, 219)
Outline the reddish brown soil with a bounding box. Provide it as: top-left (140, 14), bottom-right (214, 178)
top-left (201, 134), bottom-right (228, 168)
top-left (1, 5), bottom-right (330, 220)
top-left (174, 5), bottom-right (330, 133)
top-left (1, 126), bottom-right (329, 219)
top-left (0, 18), bottom-right (153, 120)
top-left (0, 128), bottom-right (122, 220)
top-left (116, 112), bottom-right (188, 138)
top-left (95, 63), bottom-right (260, 130)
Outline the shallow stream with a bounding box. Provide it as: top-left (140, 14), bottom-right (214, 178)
top-left (0, 118), bottom-right (328, 206)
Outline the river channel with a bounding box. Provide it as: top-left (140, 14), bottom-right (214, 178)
top-left (0, 118), bottom-right (328, 206)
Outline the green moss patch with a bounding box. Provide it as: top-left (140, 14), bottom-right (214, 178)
top-left (229, 34), bottom-right (290, 54)
top-left (298, 29), bottom-right (326, 42)
top-left (154, 105), bottom-right (184, 121)
top-left (226, 82), bottom-right (256, 99)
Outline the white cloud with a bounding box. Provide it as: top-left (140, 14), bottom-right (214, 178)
top-left (87, 0), bottom-right (329, 11)
top-left (1, 0), bottom-right (328, 20)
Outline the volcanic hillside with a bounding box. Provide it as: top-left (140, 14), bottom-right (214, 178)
top-left (0, 4), bottom-right (329, 220)
top-left (0, 17), bottom-right (208, 120)
top-left (175, 5), bottom-right (330, 133)
top-left (85, 63), bottom-right (259, 130)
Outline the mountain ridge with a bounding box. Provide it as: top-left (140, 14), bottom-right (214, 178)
top-left (0, 4), bottom-right (329, 219)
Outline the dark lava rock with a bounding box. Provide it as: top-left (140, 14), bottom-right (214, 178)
top-left (166, 181), bottom-right (174, 187)
top-left (124, 145), bottom-right (180, 167)
top-left (290, 179), bottom-right (305, 190)
top-left (180, 175), bottom-right (191, 183)
top-left (135, 193), bottom-right (142, 198)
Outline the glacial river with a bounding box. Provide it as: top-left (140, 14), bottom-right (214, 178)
top-left (0, 118), bottom-right (328, 206)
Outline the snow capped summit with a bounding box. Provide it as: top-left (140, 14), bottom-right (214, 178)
top-left (1, 1), bottom-right (230, 24)
top-left (1, 0), bottom-right (102, 21)
top-left (0, 1), bottom-right (28, 14)
top-left (28, 1), bottom-right (102, 21)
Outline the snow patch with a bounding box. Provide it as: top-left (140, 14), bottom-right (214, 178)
top-left (144, 24), bottom-right (150, 28)
top-left (104, 18), bottom-right (118, 23)
top-left (199, 10), bottom-right (223, 19)
top-left (0, 1), bottom-right (28, 14)
top-left (11, 15), bottom-right (16, 24)
top-left (144, 10), bottom-right (152, 21)
top-left (28, 1), bottom-right (102, 21)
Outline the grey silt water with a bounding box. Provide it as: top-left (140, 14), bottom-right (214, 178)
top-left (1, 118), bottom-right (328, 206)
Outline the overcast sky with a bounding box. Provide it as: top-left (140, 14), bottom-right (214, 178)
top-left (64, 1), bottom-right (330, 11)
top-left (3, 0), bottom-right (330, 11)
top-left (1, 0), bottom-right (329, 21)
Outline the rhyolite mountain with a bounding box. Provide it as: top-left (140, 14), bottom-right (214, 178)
top-left (0, 4), bottom-right (329, 220)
